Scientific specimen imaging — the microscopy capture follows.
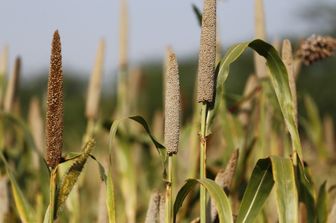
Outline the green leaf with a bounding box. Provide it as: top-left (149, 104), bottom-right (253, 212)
top-left (215, 40), bottom-right (302, 159)
top-left (0, 152), bottom-right (35, 223)
top-left (250, 40), bottom-right (302, 159)
top-left (296, 159), bottom-right (315, 223)
top-left (316, 181), bottom-right (327, 223)
top-left (0, 112), bottom-right (47, 168)
top-left (270, 156), bottom-right (298, 223)
top-left (106, 161), bottom-right (116, 223)
top-left (89, 154), bottom-right (107, 182)
top-left (56, 138), bottom-right (95, 213)
top-left (173, 178), bottom-right (233, 223)
top-left (303, 95), bottom-right (327, 157)
top-left (109, 116), bottom-right (167, 174)
top-left (192, 4), bottom-right (202, 26)
top-left (208, 42), bottom-right (250, 129)
top-left (43, 206), bottom-right (50, 223)
top-left (109, 116), bottom-right (163, 222)
top-left (237, 158), bottom-right (274, 223)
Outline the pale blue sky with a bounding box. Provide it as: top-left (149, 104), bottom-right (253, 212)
top-left (0, 0), bottom-right (330, 78)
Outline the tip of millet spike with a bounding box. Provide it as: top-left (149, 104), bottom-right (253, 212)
top-left (197, 0), bottom-right (217, 104)
top-left (46, 30), bottom-right (63, 168)
top-left (164, 48), bottom-right (180, 155)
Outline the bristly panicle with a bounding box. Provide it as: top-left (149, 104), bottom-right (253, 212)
top-left (197, 0), bottom-right (217, 103)
top-left (46, 30), bottom-right (64, 169)
top-left (297, 34), bottom-right (336, 65)
top-left (164, 48), bottom-right (181, 155)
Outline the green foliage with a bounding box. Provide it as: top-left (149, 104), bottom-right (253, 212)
top-left (0, 152), bottom-right (35, 223)
top-left (270, 156), bottom-right (298, 223)
top-left (56, 138), bottom-right (95, 212)
top-left (173, 178), bottom-right (233, 223)
top-left (316, 181), bottom-right (328, 223)
top-left (237, 158), bottom-right (274, 223)
top-left (1, 2), bottom-right (335, 222)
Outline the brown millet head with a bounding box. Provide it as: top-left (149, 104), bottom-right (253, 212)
top-left (46, 30), bottom-right (63, 169)
top-left (164, 48), bottom-right (181, 155)
top-left (296, 34), bottom-right (336, 65)
top-left (197, 0), bottom-right (217, 103)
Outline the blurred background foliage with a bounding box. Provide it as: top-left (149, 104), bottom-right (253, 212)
top-left (17, 2), bottom-right (336, 150)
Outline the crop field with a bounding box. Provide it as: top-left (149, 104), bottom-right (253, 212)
top-left (0, 0), bottom-right (336, 223)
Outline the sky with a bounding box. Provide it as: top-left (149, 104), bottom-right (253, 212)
top-left (0, 0), bottom-right (330, 78)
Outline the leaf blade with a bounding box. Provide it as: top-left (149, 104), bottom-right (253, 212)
top-left (237, 158), bottom-right (274, 223)
top-left (0, 152), bottom-right (35, 223)
top-left (271, 156), bottom-right (298, 223)
top-left (173, 178), bottom-right (233, 223)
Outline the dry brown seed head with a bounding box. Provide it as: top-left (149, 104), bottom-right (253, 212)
top-left (297, 34), bottom-right (336, 65)
top-left (46, 30), bottom-right (63, 169)
top-left (164, 48), bottom-right (181, 155)
top-left (197, 0), bottom-right (216, 103)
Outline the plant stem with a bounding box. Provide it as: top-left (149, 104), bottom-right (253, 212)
top-left (83, 118), bottom-right (95, 145)
top-left (166, 155), bottom-right (173, 223)
top-left (200, 103), bottom-right (208, 223)
top-left (49, 169), bottom-right (57, 223)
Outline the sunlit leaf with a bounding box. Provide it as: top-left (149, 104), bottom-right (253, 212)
top-left (106, 161), bottom-right (116, 223)
top-left (173, 178), bottom-right (233, 223)
top-left (56, 138), bottom-right (95, 213)
top-left (316, 181), bottom-right (327, 223)
top-left (0, 152), bottom-right (35, 223)
top-left (271, 156), bottom-right (298, 223)
top-left (237, 158), bottom-right (274, 223)
top-left (214, 40), bottom-right (302, 159)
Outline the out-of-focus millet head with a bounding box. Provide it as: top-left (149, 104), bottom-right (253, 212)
top-left (46, 30), bottom-right (64, 169)
top-left (297, 34), bottom-right (336, 65)
top-left (164, 48), bottom-right (181, 155)
top-left (197, 0), bottom-right (217, 104)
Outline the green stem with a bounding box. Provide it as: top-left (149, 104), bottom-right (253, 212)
top-left (166, 155), bottom-right (173, 223)
top-left (49, 169), bottom-right (57, 223)
top-left (200, 103), bottom-right (208, 223)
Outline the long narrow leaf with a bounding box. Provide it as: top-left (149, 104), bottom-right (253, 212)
top-left (250, 40), bottom-right (302, 159)
top-left (109, 116), bottom-right (167, 173)
top-left (215, 40), bottom-right (302, 160)
top-left (56, 138), bottom-right (95, 213)
top-left (296, 156), bottom-right (315, 223)
top-left (0, 152), bottom-right (35, 223)
top-left (191, 4), bottom-right (202, 26)
top-left (173, 178), bottom-right (233, 223)
top-left (106, 161), bottom-right (116, 223)
top-left (237, 158), bottom-right (274, 223)
top-left (316, 181), bottom-right (327, 223)
top-left (270, 156), bottom-right (298, 223)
